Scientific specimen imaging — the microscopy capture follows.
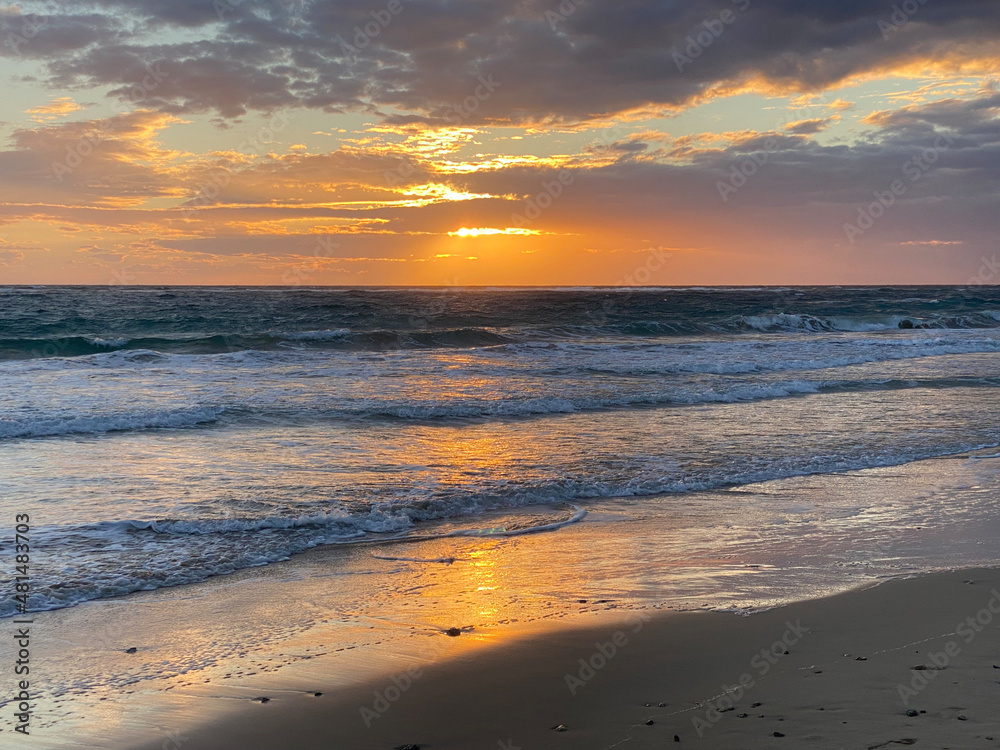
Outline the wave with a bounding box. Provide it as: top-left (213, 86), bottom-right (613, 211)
top-left (729, 311), bottom-right (1000, 333)
top-left (0, 328), bottom-right (514, 360)
top-left (0, 407), bottom-right (222, 439)
top-left (7, 376), bottom-right (1000, 442)
top-left (0, 504), bottom-right (587, 617)
top-left (6, 431), bottom-right (999, 618)
top-left (6, 308), bottom-right (1000, 361)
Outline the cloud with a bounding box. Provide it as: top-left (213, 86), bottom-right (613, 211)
top-left (784, 116), bottom-right (837, 135)
top-left (25, 97), bottom-right (84, 122)
top-left (2, 0), bottom-right (998, 124)
top-left (0, 110), bottom-right (186, 206)
top-left (0, 238), bottom-right (48, 264)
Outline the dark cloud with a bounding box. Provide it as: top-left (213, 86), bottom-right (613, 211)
top-left (3, 0), bottom-right (998, 123)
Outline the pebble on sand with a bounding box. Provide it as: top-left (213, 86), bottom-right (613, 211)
top-left (552, 725), bottom-right (568, 732)
top-left (905, 710), bottom-right (918, 717)
top-left (124, 647), bottom-right (138, 654)
top-left (773, 731), bottom-right (785, 737)
top-left (645, 719), bottom-right (654, 725)
top-left (256, 697), bottom-right (270, 703)
top-left (445, 627), bottom-right (462, 637)
top-left (395, 745), bottom-right (421, 750)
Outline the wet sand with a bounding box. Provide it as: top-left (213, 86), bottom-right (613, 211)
top-left (130, 567), bottom-right (1000, 750)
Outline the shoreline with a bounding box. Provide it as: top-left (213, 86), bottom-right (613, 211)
top-left (127, 567), bottom-right (1000, 750)
top-left (14, 449), bottom-right (1000, 748)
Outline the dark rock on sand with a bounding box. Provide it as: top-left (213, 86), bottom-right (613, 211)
top-left (395, 745), bottom-right (421, 750)
top-left (445, 627), bottom-right (462, 637)
top-left (125, 647), bottom-right (137, 654)
top-left (737, 713), bottom-right (748, 718)
top-left (855, 656), bottom-right (867, 661)
top-left (674, 735), bottom-right (680, 742)
top-left (751, 702), bottom-right (762, 708)
top-left (552, 724), bottom-right (568, 732)
top-left (773, 731), bottom-right (785, 737)
top-left (256, 697), bottom-right (270, 703)
top-left (645, 719), bottom-right (654, 725)
top-left (905, 709), bottom-right (918, 717)
top-left (958, 715), bottom-right (968, 721)
top-left (313, 692), bottom-right (322, 697)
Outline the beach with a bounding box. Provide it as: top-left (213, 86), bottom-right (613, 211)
top-left (121, 567), bottom-right (1000, 750)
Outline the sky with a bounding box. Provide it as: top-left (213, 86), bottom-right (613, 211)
top-left (0, 0), bottom-right (998, 286)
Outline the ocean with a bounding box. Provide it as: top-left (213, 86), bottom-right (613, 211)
top-left (5, 285), bottom-right (1000, 620)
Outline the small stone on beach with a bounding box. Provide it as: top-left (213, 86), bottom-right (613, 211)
top-left (125, 647), bottom-right (137, 654)
top-left (905, 710), bottom-right (918, 717)
top-left (313, 692), bottom-right (322, 697)
top-left (751, 702), bottom-right (762, 708)
top-left (674, 735), bottom-right (680, 742)
top-left (552, 724), bottom-right (567, 732)
top-left (395, 745), bottom-right (421, 750)
top-left (957, 715), bottom-right (967, 721)
top-left (445, 627), bottom-right (462, 637)
top-left (256, 697), bottom-right (270, 703)
top-left (773, 731), bottom-right (785, 737)
top-left (737, 713), bottom-right (748, 718)
top-left (855, 656), bottom-right (867, 661)
top-left (645, 719), bottom-right (654, 725)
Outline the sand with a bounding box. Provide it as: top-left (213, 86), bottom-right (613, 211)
top-left (129, 567), bottom-right (1000, 750)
